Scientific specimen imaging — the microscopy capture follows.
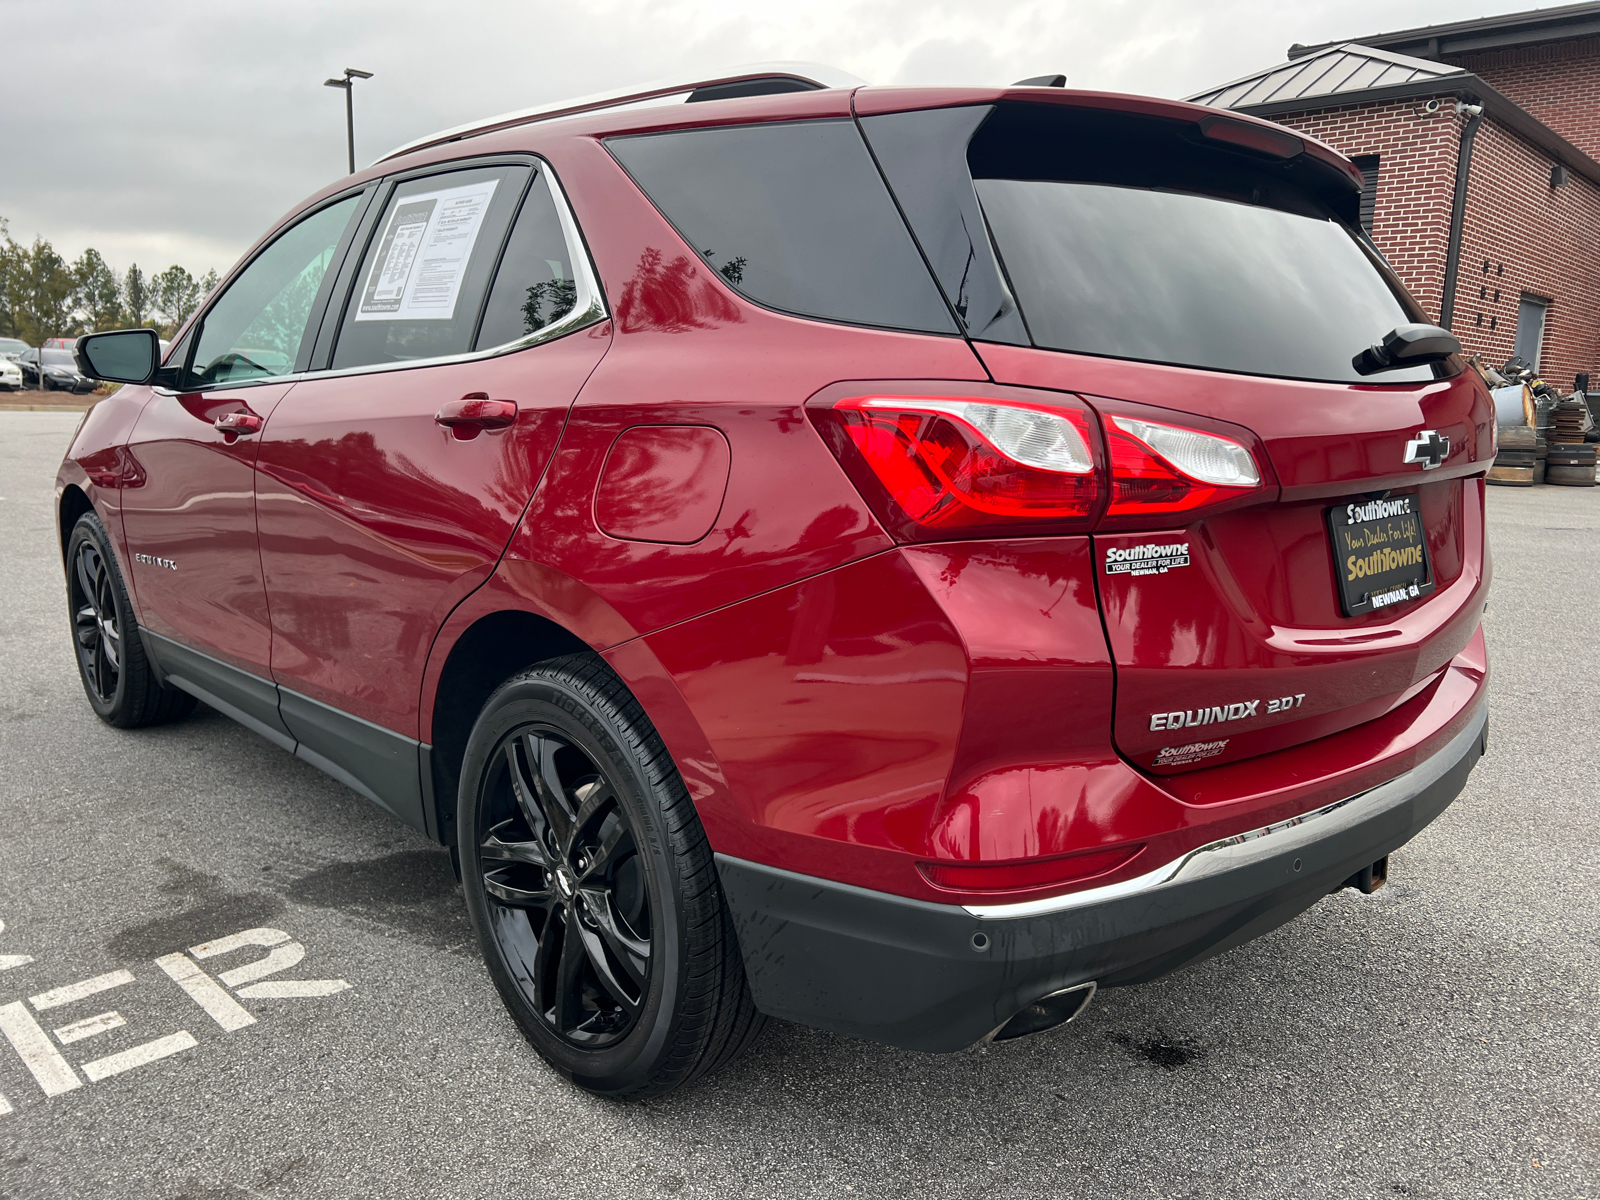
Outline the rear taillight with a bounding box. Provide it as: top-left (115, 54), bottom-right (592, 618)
top-left (820, 394), bottom-right (1099, 540)
top-left (1103, 415), bottom-right (1261, 520)
top-left (810, 388), bottom-right (1266, 541)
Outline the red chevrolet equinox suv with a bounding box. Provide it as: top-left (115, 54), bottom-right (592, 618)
top-left (61, 69), bottom-right (1492, 1098)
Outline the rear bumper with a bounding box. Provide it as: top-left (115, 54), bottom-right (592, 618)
top-left (717, 701), bottom-right (1486, 1052)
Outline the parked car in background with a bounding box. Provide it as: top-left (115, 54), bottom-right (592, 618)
top-left (0, 337), bottom-right (29, 361)
top-left (0, 355), bottom-right (22, 391)
top-left (22, 347), bottom-right (97, 392)
top-left (60, 68), bottom-right (1492, 1100)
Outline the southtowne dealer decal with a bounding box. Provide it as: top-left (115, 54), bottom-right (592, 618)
top-left (1105, 542), bottom-right (1190, 575)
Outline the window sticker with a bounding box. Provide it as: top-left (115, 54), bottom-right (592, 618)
top-left (355, 179), bottom-right (499, 322)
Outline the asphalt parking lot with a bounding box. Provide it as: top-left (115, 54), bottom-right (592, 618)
top-left (0, 409), bottom-right (1595, 1200)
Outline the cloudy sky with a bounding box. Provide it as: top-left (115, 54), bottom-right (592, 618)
top-left (0, 0), bottom-right (1533, 279)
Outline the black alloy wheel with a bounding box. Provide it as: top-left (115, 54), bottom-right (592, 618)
top-left (459, 656), bottom-right (766, 1098)
top-left (64, 513), bottom-right (196, 728)
top-left (71, 537), bottom-right (122, 705)
top-left (479, 725), bottom-right (653, 1047)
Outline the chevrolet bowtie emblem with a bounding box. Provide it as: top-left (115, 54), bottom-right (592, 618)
top-left (1403, 429), bottom-right (1450, 470)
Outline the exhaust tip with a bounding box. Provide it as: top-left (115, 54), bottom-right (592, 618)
top-left (992, 981), bottom-right (1097, 1042)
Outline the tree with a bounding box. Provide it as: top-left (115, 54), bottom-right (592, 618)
top-left (153, 265), bottom-right (200, 335)
top-left (200, 268), bottom-right (220, 301)
top-left (74, 248), bottom-right (122, 331)
top-left (123, 264), bottom-right (150, 328)
top-left (0, 218), bottom-right (18, 339)
top-left (8, 238), bottom-right (78, 344)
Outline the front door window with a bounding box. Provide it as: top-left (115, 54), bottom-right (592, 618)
top-left (189, 195), bottom-right (362, 387)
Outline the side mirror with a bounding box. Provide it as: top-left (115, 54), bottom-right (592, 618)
top-left (75, 328), bottom-right (160, 385)
top-left (1353, 323), bottom-right (1461, 376)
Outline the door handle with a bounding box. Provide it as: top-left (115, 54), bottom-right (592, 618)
top-left (435, 394), bottom-right (518, 440)
top-left (214, 411), bottom-right (263, 437)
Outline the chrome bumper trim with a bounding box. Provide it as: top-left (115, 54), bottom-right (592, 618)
top-left (963, 708), bottom-right (1486, 920)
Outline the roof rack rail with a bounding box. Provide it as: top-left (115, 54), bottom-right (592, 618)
top-left (380, 61), bottom-right (866, 162)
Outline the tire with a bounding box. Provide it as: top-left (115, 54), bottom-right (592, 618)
top-left (1486, 465), bottom-right (1533, 486)
top-left (1547, 464), bottom-right (1596, 486)
top-left (65, 513), bottom-right (198, 728)
top-left (458, 654), bottom-right (766, 1098)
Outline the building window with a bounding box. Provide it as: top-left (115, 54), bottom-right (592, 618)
top-left (1352, 155), bottom-right (1380, 235)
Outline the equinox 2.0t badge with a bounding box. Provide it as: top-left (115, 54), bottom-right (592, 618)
top-left (1402, 429), bottom-right (1450, 470)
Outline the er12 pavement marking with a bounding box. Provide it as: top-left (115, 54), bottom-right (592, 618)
top-left (0, 922), bottom-right (351, 1113)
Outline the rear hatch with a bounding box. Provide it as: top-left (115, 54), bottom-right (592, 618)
top-left (859, 94), bottom-right (1492, 774)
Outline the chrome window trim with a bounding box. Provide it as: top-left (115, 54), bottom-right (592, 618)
top-left (963, 709), bottom-right (1485, 920)
top-left (159, 159), bottom-right (606, 397)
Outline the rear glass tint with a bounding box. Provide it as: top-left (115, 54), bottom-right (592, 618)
top-left (858, 106), bottom-right (1027, 345)
top-left (607, 120), bottom-right (957, 335)
top-left (969, 104), bottom-right (1434, 384)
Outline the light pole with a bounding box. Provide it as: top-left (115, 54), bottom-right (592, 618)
top-left (323, 68), bottom-right (374, 175)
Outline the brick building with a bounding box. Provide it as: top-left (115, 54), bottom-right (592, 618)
top-left (1190, 3), bottom-right (1600, 391)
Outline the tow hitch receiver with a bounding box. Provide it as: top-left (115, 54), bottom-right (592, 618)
top-left (1340, 856), bottom-right (1389, 894)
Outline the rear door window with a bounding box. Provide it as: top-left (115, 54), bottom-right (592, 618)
top-left (606, 120), bottom-right (957, 335)
top-left (331, 165), bottom-right (529, 370)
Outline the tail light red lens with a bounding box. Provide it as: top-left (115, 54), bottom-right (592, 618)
top-left (811, 389), bottom-right (1266, 540)
top-left (1103, 414), bottom-right (1262, 520)
top-left (823, 395), bottom-right (1100, 540)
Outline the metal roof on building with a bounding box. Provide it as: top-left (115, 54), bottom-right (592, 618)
top-left (1188, 43), bottom-right (1465, 110)
top-left (1287, 1), bottom-right (1600, 62)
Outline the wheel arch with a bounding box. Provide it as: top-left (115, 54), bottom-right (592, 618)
top-left (59, 484), bottom-right (94, 563)
top-left (426, 608), bottom-right (591, 846)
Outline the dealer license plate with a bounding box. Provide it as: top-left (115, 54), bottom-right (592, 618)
top-left (1326, 495), bottom-right (1434, 616)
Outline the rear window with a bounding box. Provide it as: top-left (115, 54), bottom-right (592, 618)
top-left (969, 104), bottom-right (1432, 384)
top-left (606, 120), bottom-right (957, 335)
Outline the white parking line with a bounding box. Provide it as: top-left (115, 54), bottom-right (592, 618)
top-left (0, 1002), bottom-right (81, 1096)
top-left (80, 1032), bottom-right (197, 1083)
top-left (0, 1092), bottom-right (11, 1116)
top-left (155, 953), bottom-right (256, 1032)
top-left (30, 970), bottom-right (135, 1011)
top-left (236, 980), bottom-right (352, 999)
top-left (0, 918), bottom-right (33, 973)
top-left (53, 1011), bottom-right (126, 1045)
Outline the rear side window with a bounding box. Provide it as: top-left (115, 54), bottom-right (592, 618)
top-left (607, 120), bottom-right (957, 335)
top-left (474, 171), bottom-right (587, 349)
top-left (968, 104), bottom-right (1432, 384)
top-left (331, 165), bottom-right (529, 370)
